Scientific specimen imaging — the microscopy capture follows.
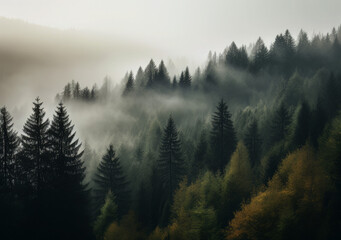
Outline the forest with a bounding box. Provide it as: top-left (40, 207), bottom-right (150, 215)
top-left (1, 25), bottom-right (341, 240)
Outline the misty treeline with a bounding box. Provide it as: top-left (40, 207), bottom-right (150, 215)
top-left (1, 26), bottom-right (341, 240)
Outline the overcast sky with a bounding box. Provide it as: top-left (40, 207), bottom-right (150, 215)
top-left (1, 0), bottom-right (341, 59)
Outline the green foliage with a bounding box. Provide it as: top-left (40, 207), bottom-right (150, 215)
top-left (94, 191), bottom-right (118, 240)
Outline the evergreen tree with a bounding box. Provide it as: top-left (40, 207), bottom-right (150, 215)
top-left (145, 59), bottom-right (157, 88)
top-left (73, 82), bottom-right (81, 99)
top-left (90, 84), bottom-right (98, 100)
top-left (172, 76), bottom-right (177, 89)
top-left (210, 99), bottom-right (237, 173)
top-left (271, 103), bottom-right (291, 143)
top-left (250, 37), bottom-right (269, 72)
top-left (82, 87), bottom-right (91, 100)
top-left (94, 145), bottom-right (130, 218)
top-left (178, 72), bottom-right (185, 88)
top-left (0, 107), bottom-right (19, 191)
top-left (243, 120), bottom-right (262, 167)
top-left (157, 117), bottom-right (184, 225)
top-left (183, 67), bottom-right (192, 88)
top-left (158, 116), bottom-right (184, 197)
top-left (123, 71), bottom-right (134, 96)
top-left (21, 98), bottom-right (50, 196)
top-left (155, 60), bottom-right (170, 88)
top-left (63, 83), bottom-right (72, 101)
top-left (48, 103), bottom-right (91, 239)
top-left (135, 66), bottom-right (145, 88)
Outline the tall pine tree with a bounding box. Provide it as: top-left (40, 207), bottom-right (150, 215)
top-left (210, 99), bottom-right (237, 173)
top-left (0, 107), bottom-right (19, 191)
top-left (157, 116), bottom-right (184, 225)
top-left (48, 103), bottom-right (91, 239)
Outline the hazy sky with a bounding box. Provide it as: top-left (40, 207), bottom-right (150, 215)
top-left (1, 0), bottom-right (341, 58)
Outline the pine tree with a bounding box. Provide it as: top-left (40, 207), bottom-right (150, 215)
top-left (90, 84), bottom-right (98, 100)
top-left (158, 116), bottom-right (184, 198)
top-left (210, 99), bottom-right (237, 173)
top-left (178, 72), bottom-right (185, 88)
top-left (63, 83), bottom-right (72, 101)
top-left (155, 60), bottom-right (170, 88)
top-left (82, 87), bottom-right (91, 100)
top-left (145, 59), bottom-right (157, 88)
top-left (243, 120), bottom-right (262, 167)
top-left (172, 76), bottom-right (177, 89)
top-left (271, 103), bottom-right (291, 143)
top-left (157, 116), bottom-right (184, 225)
top-left (183, 67), bottom-right (192, 88)
top-left (250, 37), bottom-right (269, 72)
top-left (48, 103), bottom-right (91, 239)
top-left (123, 71), bottom-right (134, 96)
top-left (73, 82), bottom-right (81, 99)
top-left (0, 107), bottom-right (19, 191)
top-left (135, 67), bottom-right (145, 88)
top-left (94, 145), bottom-right (130, 218)
top-left (21, 97), bottom-right (50, 195)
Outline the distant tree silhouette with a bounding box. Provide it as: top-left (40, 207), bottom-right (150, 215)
top-left (123, 71), bottom-right (134, 96)
top-left (155, 60), bottom-right (170, 88)
top-left (145, 59), bottom-right (157, 88)
top-left (135, 66), bottom-right (145, 88)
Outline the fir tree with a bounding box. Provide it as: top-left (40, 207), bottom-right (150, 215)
top-left (21, 97), bottom-right (50, 195)
top-left (250, 37), bottom-right (269, 72)
top-left (210, 99), bottom-right (237, 173)
top-left (48, 103), bottom-right (91, 239)
top-left (172, 76), bottom-right (177, 89)
top-left (73, 82), bottom-right (81, 99)
top-left (178, 72), bottom-right (185, 88)
top-left (63, 83), bottom-right (72, 101)
top-left (0, 107), bottom-right (19, 191)
top-left (157, 116), bottom-right (184, 225)
top-left (155, 60), bottom-right (170, 88)
top-left (135, 66), bottom-right (145, 88)
top-left (183, 67), bottom-right (192, 88)
top-left (145, 59), bottom-right (157, 88)
top-left (123, 71), bottom-right (134, 96)
top-left (271, 103), bottom-right (291, 143)
top-left (94, 145), bottom-right (130, 218)
top-left (158, 116), bottom-right (184, 198)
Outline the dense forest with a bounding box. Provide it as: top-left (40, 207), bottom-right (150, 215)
top-left (1, 26), bottom-right (341, 240)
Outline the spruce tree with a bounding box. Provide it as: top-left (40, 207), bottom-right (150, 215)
top-left (21, 97), bottom-right (50, 195)
top-left (271, 103), bottom-right (291, 143)
top-left (244, 120), bottom-right (262, 167)
top-left (123, 71), bottom-right (134, 96)
top-left (183, 67), bottom-right (192, 88)
top-left (145, 59), bottom-right (157, 88)
top-left (178, 72), bottom-right (185, 88)
top-left (210, 99), bottom-right (237, 173)
top-left (157, 116), bottom-right (184, 225)
top-left (158, 116), bottom-right (184, 198)
top-left (135, 66), bottom-right (145, 88)
top-left (0, 107), bottom-right (19, 191)
top-left (48, 103), bottom-right (91, 239)
top-left (250, 37), bottom-right (269, 72)
top-left (156, 60), bottom-right (170, 88)
top-left (73, 82), bottom-right (81, 99)
top-left (94, 145), bottom-right (130, 218)
top-left (172, 76), bottom-right (177, 89)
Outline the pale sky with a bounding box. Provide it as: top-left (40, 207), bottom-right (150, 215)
top-left (1, 0), bottom-right (341, 59)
